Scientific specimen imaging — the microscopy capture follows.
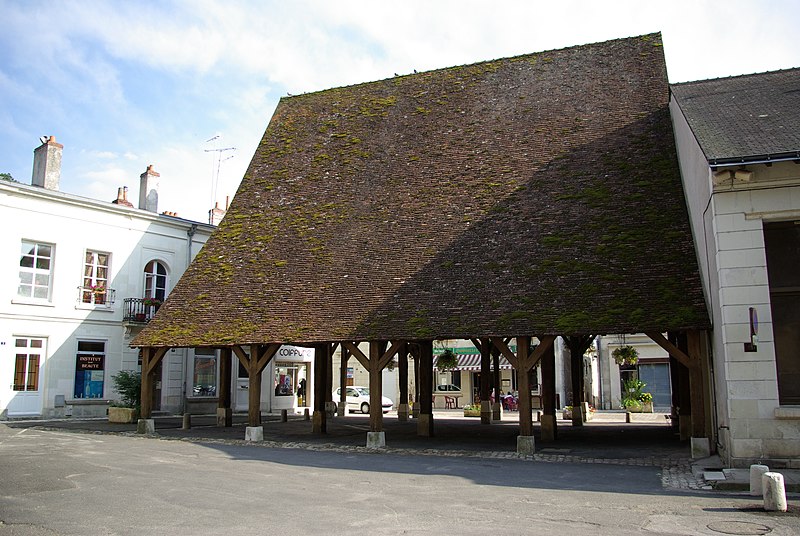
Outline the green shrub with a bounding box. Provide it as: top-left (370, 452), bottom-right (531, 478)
top-left (111, 370), bottom-right (141, 411)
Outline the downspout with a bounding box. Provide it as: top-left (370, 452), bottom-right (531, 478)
top-left (181, 224), bottom-right (199, 414)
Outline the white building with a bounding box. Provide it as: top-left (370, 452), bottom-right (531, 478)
top-left (0, 136), bottom-right (220, 419)
top-left (671, 69), bottom-right (800, 468)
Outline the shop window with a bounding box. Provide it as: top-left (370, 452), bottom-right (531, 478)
top-left (74, 340), bottom-right (105, 399)
top-left (18, 241), bottom-right (54, 300)
top-left (192, 348), bottom-right (218, 396)
top-left (14, 338), bottom-right (43, 391)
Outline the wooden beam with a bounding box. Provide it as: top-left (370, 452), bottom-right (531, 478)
top-left (256, 343), bottom-right (281, 375)
top-left (517, 337), bottom-right (533, 436)
top-left (343, 341), bottom-right (369, 369)
top-left (489, 337), bottom-right (519, 369)
top-left (231, 345), bottom-right (250, 370)
top-left (522, 335), bottom-right (556, 371)
top-left (377, 340), bottom-right (403, 371)
top-left (218, 347), bottom-right (232, 410)
top-left (645, 331), bottom-right (691, 368)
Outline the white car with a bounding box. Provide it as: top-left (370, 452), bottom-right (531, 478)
top-left (333, 386), bottom-right (393, 414)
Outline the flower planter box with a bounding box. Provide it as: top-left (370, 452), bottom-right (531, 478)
top-left (108, 407), bottom-right (138, 423)
top-left (627, 401), bottom-right (653, 413)
top-left (463, 409), bottom-right (481, 417)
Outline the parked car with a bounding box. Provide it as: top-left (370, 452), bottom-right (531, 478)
top-left (435, 384), bottom-right (462, 392)
top-left (332, 386), bottom-right (393, 414)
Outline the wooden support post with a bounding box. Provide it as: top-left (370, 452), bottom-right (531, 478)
top-left (564, 335), bottom-right (592, 427)
top-left (247, 344), bottom-right (262, 427)
top-left (313, 343), bottom-right (328, 434)
top-left (417, 340), bottom-right (434, 436)
top-left (139, 347), bottom-right (168, 419)
top-left (687, 331), bottom-right (708, 440)
top-left (675, 333), bottom-right (692, 441)
top-left (516, 337), bottom-right (533, 437)
top-left (338, 344), bottom-right (349, 417)
top-left (480, 339), bottom-right (492, 424)
top-left (492, 347), bottom-right (502, 421)
top-left (398, 343), bottom-right (409, 422)
top-left (217, 347), bottom-right (232, 427)
top-left (541, 341), bottom-right (557, 442)
top-left (368, 341), bottom-right (384, 433)
top-left (412, 344), bottom-right (420, 418)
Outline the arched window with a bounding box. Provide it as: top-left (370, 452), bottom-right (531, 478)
top-left (143, 260), bottom-right (168, 302)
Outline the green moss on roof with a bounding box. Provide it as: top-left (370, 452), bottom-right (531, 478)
top-left (133, 33), bottom-right (708, 348)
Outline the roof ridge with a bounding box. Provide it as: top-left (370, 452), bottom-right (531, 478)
top-left (671, 66), bottom-right (800, 88)
top-left (283, 32), bottom-right (664, 101)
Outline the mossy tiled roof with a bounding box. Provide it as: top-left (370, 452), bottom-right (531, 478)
top-left (134, 33), bottom-right (709, 348)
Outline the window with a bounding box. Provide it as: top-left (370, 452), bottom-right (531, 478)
top-left (764, 221), bottom-right (800, 405)
top-left (81, 250), bottom-right (110, 305)
top-left (192, 349), bottom-right (218, 397)
top-left (14, 338), bottom-right (43, 391)
top-left (143, 260), bottom-right (168, 301)
top-left (74, 341), bottom-right (105, 399)
top-left (18, 241), bottom-right (54, 300)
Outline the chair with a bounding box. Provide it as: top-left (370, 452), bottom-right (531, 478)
top-left (506, 396), bottom-right (518, 411)
top-left (444, 396), bottom-right (455, 409)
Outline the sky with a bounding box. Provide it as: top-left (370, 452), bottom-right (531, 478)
top-left (2, 0), bottom-right (799, 222)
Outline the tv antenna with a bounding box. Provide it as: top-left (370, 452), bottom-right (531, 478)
top-left (205, 135), bottom-right (236, 208)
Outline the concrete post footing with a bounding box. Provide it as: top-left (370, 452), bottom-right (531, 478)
top-left (136, 418), bottom-right (155, 434)
top-left (417, 413), bottom-right (433, 436)
top-left (325, 401), bottom-right (337, 418)
top-left (750, 464), bottom-right (769, 496)
top-left (625, 412), bottom-right (632, 423)
top-left (517, 435), bottom-right (536, 456)
top-left (216, 408), bottom-right (232, 427)
top-left (690, 437), bottom-right (711, 459)
top-left (762, 472), bottom-right (787, 512)
top-left (182, 413), bottom-right (191, 430)
top-left (540, 414), bottom-right (556, 442)
top-left (337, 402), bottom-right (347, 417)
top-left (481, 400), bottom-right (493, 424)
top-left (366, 431), bottom-right (386, 449)
top-left (492, 402), bottom-right (502, 421)
top-left (245, 426), bottom-right (264, 442)
top-left (397, 403), bottom-right (410, 422)
top-left (412, 403), bottom-right (420, 419)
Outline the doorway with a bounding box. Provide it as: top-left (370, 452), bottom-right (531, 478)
top-left (9, 337), bottom-right (45, 415)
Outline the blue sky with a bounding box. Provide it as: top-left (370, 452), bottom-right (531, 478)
top-left (2, 0), bottom-right (799, 222)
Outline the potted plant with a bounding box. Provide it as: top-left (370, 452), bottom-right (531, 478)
top-left (462, 403), bottom-right (481, 417)
top-left (612, 345), bottom-right (639, 366)
top-left (562, 405), bottom-right (573, 420)
top-left (142, 297), bottom-right (162, 308)
top-left (108, 370), bottom-right (141, 423)
top-left (620, 378), bottom-right (653, 413)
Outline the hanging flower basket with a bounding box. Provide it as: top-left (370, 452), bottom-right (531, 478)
top-left (612, 345), bottom-right (639, 366)
top-left (436, 348), bottom-right (458, 371)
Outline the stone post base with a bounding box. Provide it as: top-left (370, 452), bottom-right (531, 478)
top-left (412, 403), bottom-right (420, 419)
top-left (417, 413), bottom-right (434, 436)
top-left (397, 403), bottom-right (410, 422)
top-left (182, 413), bottom-right (191, 430)
top-left (337, 401), bottom-right (347, 417)
top-left (492, 402), bottom-right (502, 421)
top-left (245, 426), bottom-right (264, 442)
top-left (690, 437), bottom-right (710, 459)
top-left (540, 414), bottom-right (556, 442)
top-left (325, 401), bottom-right (337, 418)
top-left (216, 408), bottom-right (232, 427)
top-left (137, 418), bottom-right (155, 434)
top-left (366, 431), bottom-right (386, 449)
top-left (481, 400), bottom-right (493, 424)
top-left (517, 435), bottom-right (536, 456)
top-left (312, 411), bottom-right (326, 434)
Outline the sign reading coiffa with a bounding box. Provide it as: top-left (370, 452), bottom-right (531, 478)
top-left (277, 345), bottom-right (314, 360)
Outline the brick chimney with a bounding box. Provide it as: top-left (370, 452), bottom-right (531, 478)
top-left (138, 165), bottom-right (160, 213)
top-left (208, 195), bottom-right (229, 225)
top-left (31, 135), bottom-right (63, 191)
top-left (112, 186), bottom-right (134, 207)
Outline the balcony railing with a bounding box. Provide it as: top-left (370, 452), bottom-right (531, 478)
top-left (123, 298), bottom-right (162, 323)
top-left (76, 286), bottom-right (116, 307)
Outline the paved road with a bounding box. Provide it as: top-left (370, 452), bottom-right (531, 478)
top-left (0, 424), bottom-right (796, 535)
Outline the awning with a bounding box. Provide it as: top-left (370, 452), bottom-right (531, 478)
top-left (433, 353), bottom-right (514, 371)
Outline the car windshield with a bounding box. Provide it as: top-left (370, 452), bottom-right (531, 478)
top-left (355, 387), bottom-right (370, 396)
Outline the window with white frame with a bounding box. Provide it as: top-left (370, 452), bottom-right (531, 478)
top-left (14, 337), bottom-right (44, 391)
top-left (18, 241), bottom-right (54, 300)
top-left (81, 250), bottom-right (110, 305)
top-left (143, 260), bottom-right (168, 302)
top-left (192, 348), bottom-right (218, 397)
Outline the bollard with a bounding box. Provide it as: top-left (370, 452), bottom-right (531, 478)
top-left (762, 472), bottom-right (787, 512)
top-left (625, 412), bottom-right (632, 423)
top-left (281, 409), bottom-right (288, 422)
top-left (750, 464), bottom-right (769, 496)
top-left (304, 408), bottom-right (310, 421)
top-left (182, 413), bottom-right (191, 430)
